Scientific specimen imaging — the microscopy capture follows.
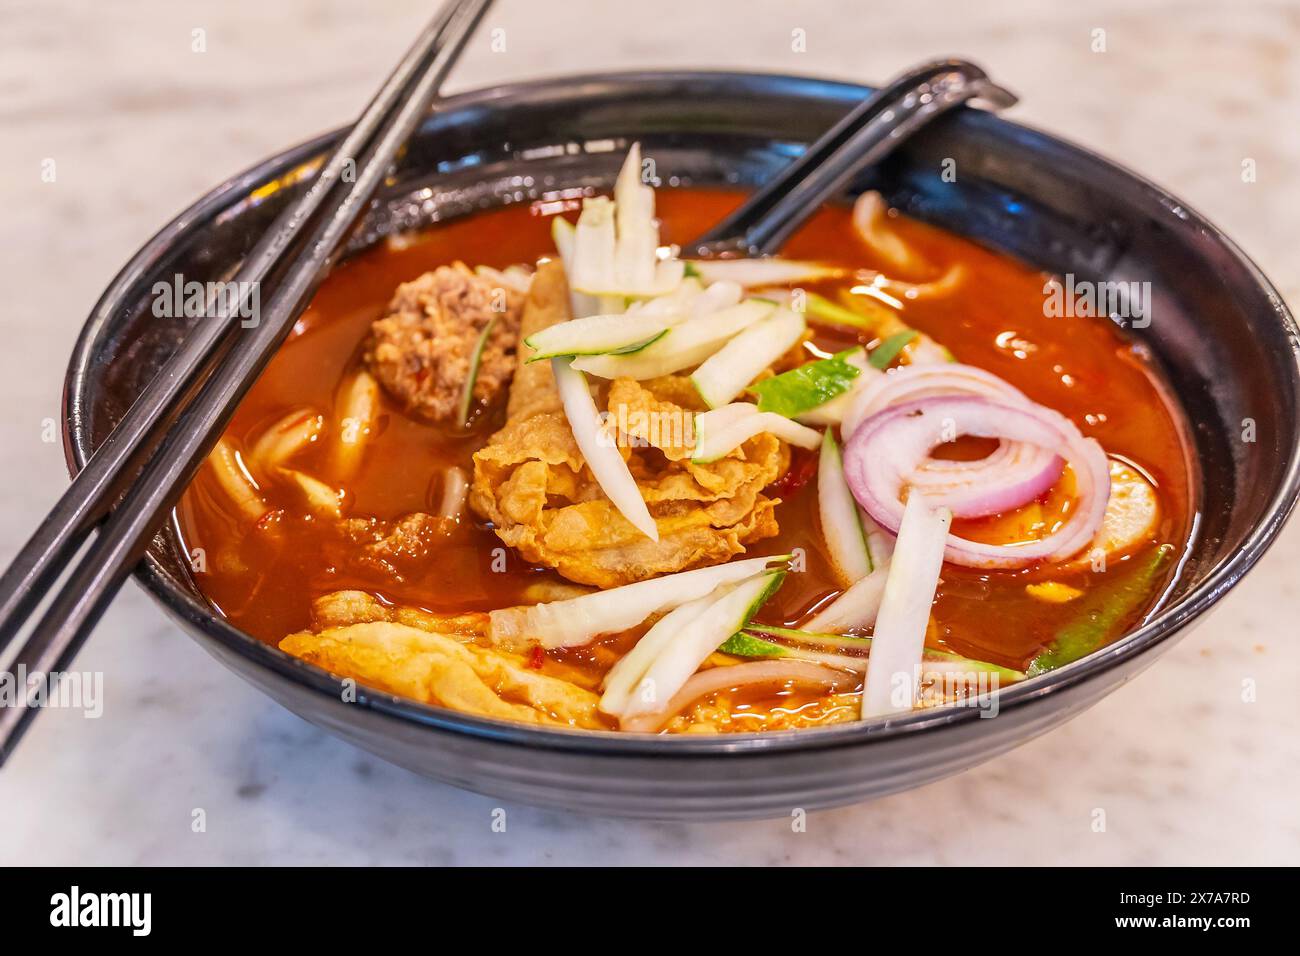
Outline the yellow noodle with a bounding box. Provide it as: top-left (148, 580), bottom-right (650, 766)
top-left (207, 438), bottom-right (268, 522)
top-left (279, 467), bottom-right (344, 518)
top-left (248, 407), bottom-right (323, 476)
top-left (329, 369), bottom-right (380, 480)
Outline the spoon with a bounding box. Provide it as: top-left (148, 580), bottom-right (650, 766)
top-left (690, 58), bottom-right (1016, 257)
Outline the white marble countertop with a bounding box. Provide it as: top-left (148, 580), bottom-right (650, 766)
top-left (1, 0), bottom-right (1297, 865)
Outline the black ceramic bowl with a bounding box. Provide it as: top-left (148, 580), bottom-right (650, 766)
top-left (65, 72), bottom-right (1300, 819)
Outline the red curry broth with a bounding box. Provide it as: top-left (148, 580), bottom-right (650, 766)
top-left (175, 189), bottom-right (1193, 676)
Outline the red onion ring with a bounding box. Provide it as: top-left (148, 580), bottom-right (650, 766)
top-left (619, 661), bottom-right (858, 732)
top-left (909, 441), bottom-right (1064, 518)
top-left (842, 395), bottom-right (1110, 569)
top-left (842, 363), bottom-right (1065, 519)
top-left (842, 363), bottom-right (1029, 440)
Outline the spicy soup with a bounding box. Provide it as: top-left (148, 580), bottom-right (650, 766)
top-left (175, 189), bottom-right (1194, 728)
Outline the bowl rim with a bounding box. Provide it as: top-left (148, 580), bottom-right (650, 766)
top-left (64, 69), bottom-right (1300, 757)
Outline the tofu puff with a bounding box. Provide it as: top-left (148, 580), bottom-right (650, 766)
top-left (469, 261), bottom-right (790, 589)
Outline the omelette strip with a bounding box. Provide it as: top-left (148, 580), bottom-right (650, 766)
top-left (280, 590), bottom-right (605, 729)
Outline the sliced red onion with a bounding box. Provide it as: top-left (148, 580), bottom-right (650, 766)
top-left (842, 395), bottom-right (1110, 569)
top-left (840, 362), bottom-right (1066, 519)
top-left (619, 661), bottom-right (858, 732)
top-left (842, 362), bottom-right (1029, 440)
top-left (915, 441), bottom-right (1014, 473)
top-left (909, 441), bottom-right (1063, 518)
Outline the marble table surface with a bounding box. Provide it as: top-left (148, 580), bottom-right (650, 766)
top-left (1, 0), bottom-right (1297, 865)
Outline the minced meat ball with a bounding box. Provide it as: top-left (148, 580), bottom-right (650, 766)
top-left (365, 262), bottom-right (525, 423)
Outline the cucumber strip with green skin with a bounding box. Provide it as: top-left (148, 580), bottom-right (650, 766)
top-left (746, 623), bottom-right (871, 649)
top-left (601, 590), bottom-right (722, 716)
top-left (608, 329), bottom-right (670, 354)
top-left (819, 429), bottom-right (874, 582)
top-left (489, 554), bottom-right (791, 649)
top-left (457, 316), bottom-right (496, 427)
top-left (571, 299), bottom-right (774, 380)
top-left (869, 329), bottom-right (920, 369)
top-left (752, 350), bottom-right (861, 418)
top-left (552, 357), bottom-right (658, 542)
top-left (914, 645), bottom-right (1025, 682)
top-left (551, 216), bottom-right (603, 319)
top-left (733, 626), bottom-right (1025, 681)
top-left (524, 313), bottom-right (675, 362)
top-left (691, 404), bottom-right (821, 463)
top-left (621, 571), bottom-right (788, 719)
top-left (683, 259), bottom-right (844, 288)
top-left (1027, 544), bottom-right (1175, 676)
top-left (718, 630), bottom-right (864, 671)
top-left (690, 308), bottom-right (807, 408)
top-left (811, 292), bottom-right (953, 367)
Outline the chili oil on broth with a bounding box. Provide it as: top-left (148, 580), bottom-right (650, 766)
top-left (175, 187), bottom-right (1194, 716)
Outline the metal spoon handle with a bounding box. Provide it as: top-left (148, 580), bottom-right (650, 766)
top-left (691, 59), bottom-right (1016, 256)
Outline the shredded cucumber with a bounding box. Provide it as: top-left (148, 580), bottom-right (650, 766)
top-left (861, 496), bottom-right (952, 717)
top-left (1027, 544), bottom-right (1174, 676)
top-left (551, 216), bottom-right (603, 319)
top-left (524, 312), bottom-right (676, 361)
top-left (802, 291), bottom-right (884, 331)
top-left (683, 258), bottom-right (845, 288)
top-left (552, 357), bottom-right (658, 543)
top-left (803, 565), bottom-right (890, 633)
top-left (474, 264), bottom-right (533, 294)
top-left (566, 146), bottom-right (684, 298)
top-left (600, 590), bottom-right (721, 717)
top-left (716, 631), bottom-right (788, 658)
top-left (456, 316), bottom-right (496, 427)
top-left (572, 299), bottom-right (774, 380)
top-left (487, 554), bottom-right (790, 649)
top-left (612, 142), bottom-right (658, 291)
top-left (730, 626), bottom-right (1024, 682)
top-left (818, 429), bottom-right (873, 583)
top-left (620, 571), bottom-right (786, 720)
top-left (691, 308), bottom-right (806, 408)
top-left (691, 403), bottom-right (821, 463)
top-left (745, 624), bottom-right (872, 650)
top-left (570, 196), bottom-right (617, 292)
